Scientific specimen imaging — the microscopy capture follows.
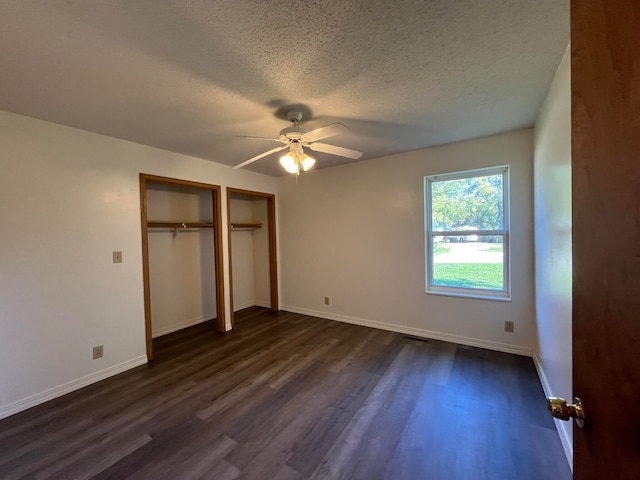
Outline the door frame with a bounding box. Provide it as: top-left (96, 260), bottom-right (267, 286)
top-left (226, 187), bottom-right (279, 327)
top-left (139, 173), bottom-right (225, 360)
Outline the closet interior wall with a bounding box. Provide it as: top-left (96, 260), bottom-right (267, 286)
top-left (229, 194), bottom-right (270, 311)
top-left (147, 182), bottom-right (216, 338)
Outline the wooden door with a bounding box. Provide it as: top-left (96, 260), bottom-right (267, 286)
top-left (571, 0), bottom-right (640, 477)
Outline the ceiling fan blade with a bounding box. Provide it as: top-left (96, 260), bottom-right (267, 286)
top-left (238, 136), bottom-right (285, 143)
top-left (309, 142), bottom-right (363, 159)
top-left (304, 123), bottom-right (348, 142)
top-left (233, 145), bottom-right (288, 169)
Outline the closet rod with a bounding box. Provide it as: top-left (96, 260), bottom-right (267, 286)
top-left (147, 221), bottom-right (214, 229)
top-left (230, 223), bottom-right (262, 231)
top-left (147, 222), bottom-right (215, 238)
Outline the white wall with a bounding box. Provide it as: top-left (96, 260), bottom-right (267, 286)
top-left (0, 110), bottom-right (277, 419)
top-left (533, 46), bottom-right (573, 464)
top-left (147, 185), bottom-right (216, 337)
top-left (278, 129), bottom-right (535, 354)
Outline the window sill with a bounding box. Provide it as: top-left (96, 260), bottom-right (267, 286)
top-left (425, 288), bottom-right (511, 302)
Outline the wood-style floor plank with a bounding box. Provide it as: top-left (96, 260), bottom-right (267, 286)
top-left (0, 307), bottom-right (571, 479)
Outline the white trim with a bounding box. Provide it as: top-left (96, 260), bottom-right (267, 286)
top-left (282, 305), bottom-right (532, 357)
top-left (233, 302), bottom-right (255, 312)
top-left (233, 302), bottom-right (255, 313)
top-left (429, 165), bottom-right (509, 182)
top-left (533, 351), bottom-right (573, 471)
top-left (426, 288), bottom-right (511, 302)
top-left (0, 355), bottom-right (148, 420)
top-left (151, 313), bottom-right (216, 338)
top-left (233, 302), bottom-right (272, 312)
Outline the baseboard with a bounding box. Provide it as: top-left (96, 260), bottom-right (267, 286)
top-left (152, 313), bottom-right (215, 338)
top-left (233, 302), bottom-right (272, 313)
top-left (0, 355), bottom-right (148, 420)
top-left (233, 302), bottom-right (256, 312)
top-left (281, 305), bottom-right (532, 357)
top-left (533, 351), bottom-right (573, 470)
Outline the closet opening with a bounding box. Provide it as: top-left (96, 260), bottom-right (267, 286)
top-left (227, 188), bottom-right (278, 327)
top-left (140, 174), bottom-right (225, 361)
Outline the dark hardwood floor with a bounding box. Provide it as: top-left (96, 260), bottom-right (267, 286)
top-left (0, 308), bottom-right (571, 479)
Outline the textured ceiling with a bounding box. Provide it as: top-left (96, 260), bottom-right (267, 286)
top-left (0, 1), bottom-right (568, 176)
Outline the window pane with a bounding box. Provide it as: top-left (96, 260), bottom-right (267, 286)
top-left (431, 174), bottom-right (504, 231)
top-left (432, 235), bottom-right (504, 290)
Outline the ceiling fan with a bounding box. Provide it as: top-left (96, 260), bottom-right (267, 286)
top-left (233, 110), bottom-right (363, 174)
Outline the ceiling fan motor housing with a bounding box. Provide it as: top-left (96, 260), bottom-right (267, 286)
top-left (279, 111), bottom-right (309, 143)
top-left (279, 126), bottom-right (309, 143)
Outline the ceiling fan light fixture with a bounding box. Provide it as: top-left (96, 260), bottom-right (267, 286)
top-left (280, 143), bottom-right (315, 174)
top-left (279, 153), bottom-right (298, 174)
top-left (300, 154), bottom-right (315, 171)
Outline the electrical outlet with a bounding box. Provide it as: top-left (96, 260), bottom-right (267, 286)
top-left (504, 321), bottom-right (514, 333)
top-left (324, 296), bottom-right (330, 305)
top-left (112, 251), bottom-right (122, 263)
top-left (93, 345), bottom-right (103, 359)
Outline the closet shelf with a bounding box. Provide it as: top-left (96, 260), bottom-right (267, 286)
top-left (147, 222), bottom-right (214, 229)
top-left (231, 223), bottom-right (263, 231)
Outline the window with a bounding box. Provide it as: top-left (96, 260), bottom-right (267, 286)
top-left (424, 166), bottom-right (510, 300)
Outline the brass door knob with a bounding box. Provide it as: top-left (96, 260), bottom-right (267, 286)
top-left (547, 397), bottom-right (586, 428)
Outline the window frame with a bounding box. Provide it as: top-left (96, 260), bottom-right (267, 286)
top-left (424, 165), bottom-right (511, 301)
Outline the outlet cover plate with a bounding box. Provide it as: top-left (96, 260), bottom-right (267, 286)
top-left (93, 345), bottom-right (104, 359)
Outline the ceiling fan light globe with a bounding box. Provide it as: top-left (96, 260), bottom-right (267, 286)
top-left (279, 153), bottom-right (298, 174)
top-left (301, 154), bottom-right (316, 171)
